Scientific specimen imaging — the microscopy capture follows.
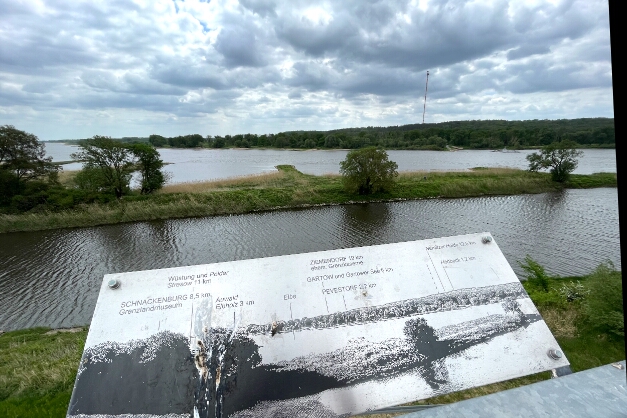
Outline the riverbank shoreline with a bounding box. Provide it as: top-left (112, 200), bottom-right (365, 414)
top-left (0, 166), bottom-right (617, 234)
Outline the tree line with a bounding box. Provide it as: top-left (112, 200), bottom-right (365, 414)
top-left (140, 118), bottom-right (614, 150)
top-left (56, 118), bottom-right (614, 150)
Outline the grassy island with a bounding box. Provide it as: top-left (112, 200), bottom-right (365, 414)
top-left (0, 166), bottom-right (617, 234)
top-left (1, 267), bottom-right (623, 417)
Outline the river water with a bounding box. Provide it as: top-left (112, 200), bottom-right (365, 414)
top-left (43, 142), bottom-right (617, 183)
top-left (0, 188), bottom-right (619, 331)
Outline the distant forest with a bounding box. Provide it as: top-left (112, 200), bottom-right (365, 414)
top-left (58, 118), bottom-right (615, 150)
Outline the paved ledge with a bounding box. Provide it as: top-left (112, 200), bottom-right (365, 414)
top-left (401, 361), bottom-right (626, 418)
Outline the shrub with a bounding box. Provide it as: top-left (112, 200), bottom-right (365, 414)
top-left (583, 261), bottom-right (624, 337)
top-left (128, 143), bottom-right (167, 194)
top-left (558, 281), bottom-right (589, 302)
top-left (526, 140), bottom-right (583, 182)
top-left (518, 255), bottom-right (551, 292)
top-left (10, 192), bottom-right (48, 212)
top-left (0, 170), bottom-right (22, 206)
top-left (339, 147), bottom-right (398, 195)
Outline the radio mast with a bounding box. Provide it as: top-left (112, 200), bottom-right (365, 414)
top-left (422, 70), bottom-right (429, 124)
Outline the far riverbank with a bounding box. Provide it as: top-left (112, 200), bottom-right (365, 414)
top-left (0, 166), bottom-right (617, 234)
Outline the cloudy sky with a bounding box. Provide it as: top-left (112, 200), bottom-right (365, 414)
top-left (0, 0), bottom-right (613, 140)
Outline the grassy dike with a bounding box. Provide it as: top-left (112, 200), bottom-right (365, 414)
top-left (1, 274), bottom-right (623, 418)
top-left (0, 166), bottom-right (617, 234)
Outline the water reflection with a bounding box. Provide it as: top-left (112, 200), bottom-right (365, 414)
top-left (0, 188), bottom-right (620, 331)
top-left (340, 204), bottom-right (392, 247)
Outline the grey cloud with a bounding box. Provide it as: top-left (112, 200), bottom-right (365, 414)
top-left (507, 45), bottom-right (552, 60)
top-left (339, 66), bottom-right (424, 97)
top-left (69, 87), bottom-right (241, 117)
top-left (0, 0), bottom-right (614, 135)
top-left (227, 66), bottom-right (282, 88)
top-left (151, 62), bottom-right (280, 91)
top-left (0, 85), bottom-right (37, 107)
top-left (152, 65), bottom-right (229, 90)
top-left (272, 0), bottom-right (514, 68)
top-left (250, 104), bottom-right (338, 120)
top-left (274, 14), bottom-right (359, 57)
top-left (80, 70), bottom-right (188, 95)
top-left (21, 81), bottom-right (59, 94)
top-left (0, 0), bottom-right (170, 74)
top-left (499, 59), bottom-right (612, 94)
top-left (0, 1), bottom-right (43, 16)
top-left (214, 27), bottom-right (266, 68)
top-left (0, 31), bottom-right (100, 71)
top-left (286, 61), bottom-right (336, 91)
top-left (272, 0), bottom-right (603, 75)
top-left (284, 61), bottom-right (451, 100)
top-left (345, 0), bottom-right (408, 28)
top-left (239, 0), bottom-right (277, 18)
top-left (123, 74), bottom-right (188, 96)
top-left (80, 70), bottom-right (117, 91)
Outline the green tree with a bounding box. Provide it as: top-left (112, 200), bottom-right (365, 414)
top-left (128, 143), bottom-right (167, 194)
top-left (212, 136), bottom-right (226, 148)
top-left (427, 135), bottom-right (447, 149)
top-left (526, 140), bottom-right (583, 182)
top-left (339, 147), bottom-right (398, 195)
top-left (0, 125), bottom-right (59, 205)
top-left (148, 134), bottom-right (167, 147)
top-left (71, 136), bottom-right (134, 198)
top-left (0, 125), bottom-right (58, 183)
top-left (73, 166), bottom-right (111, 193)
top-left (324, 135), bottom-right (340, 148)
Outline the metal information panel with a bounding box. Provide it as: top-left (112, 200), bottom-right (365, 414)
top-left (67, 232), bottom-right (569, 418)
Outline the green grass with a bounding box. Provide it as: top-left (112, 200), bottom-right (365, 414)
top-left (0, 166), bottom-right (617, 233)
top-left (0, 268), bottom-right (623, 417)
top-left (0, 328), bottom-right (87, 418)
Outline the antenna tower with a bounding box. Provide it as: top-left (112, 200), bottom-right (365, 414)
top-left (422, 70), bottom-right (429, 124)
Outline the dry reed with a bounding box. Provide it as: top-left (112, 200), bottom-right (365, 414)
top-left (159, 170), bottom-right (286, 193)
top-left (538, 307), bottom-right (580, 338)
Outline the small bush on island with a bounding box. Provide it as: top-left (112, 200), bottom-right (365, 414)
top-left (526, 140), bottom-right (583, 182)
top-left (339, 147), bottom-right (398, 195)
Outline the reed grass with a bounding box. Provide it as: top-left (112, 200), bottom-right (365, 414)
top-left (159, 170), bottom-right (287, 193)
top-left (540, 307), bottom-right (580, 338)
top-left (55, 170), bottom-right (79, 186)
top-left (0, 166), bottom-right (616, 234)
top-left (0, 327), bottom-right (88, 417)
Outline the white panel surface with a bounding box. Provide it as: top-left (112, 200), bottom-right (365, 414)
top-left (68, 232), bottom-right (569, 418)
